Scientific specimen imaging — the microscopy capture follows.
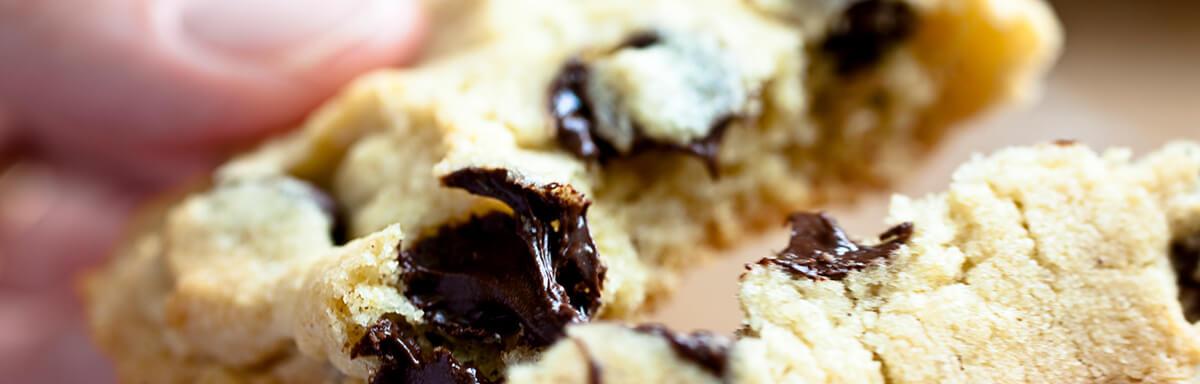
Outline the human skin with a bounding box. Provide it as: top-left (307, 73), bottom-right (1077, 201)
top-left (0, 0), bottom-right (426, 381)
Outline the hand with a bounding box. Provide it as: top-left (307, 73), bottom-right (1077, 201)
top-left (0, 0), bottom-right (426, 381)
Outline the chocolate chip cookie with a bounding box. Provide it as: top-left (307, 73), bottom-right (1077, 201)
top-left (85, 0), bottom-right (1060, 382)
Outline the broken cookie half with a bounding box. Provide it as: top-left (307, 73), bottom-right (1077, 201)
top-left (510, 141), bottom-right (1200, 383)
top-left (86, 0), bottom-right (1060, 382)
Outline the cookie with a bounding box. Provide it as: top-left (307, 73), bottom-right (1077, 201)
top-left (85, 0), bottom-right (1060, 382)
top-left (510, 141), bottom-right (1200, 383)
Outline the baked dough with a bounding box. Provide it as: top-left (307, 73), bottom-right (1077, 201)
top-left (84, 0), bottom-right (1060, 381)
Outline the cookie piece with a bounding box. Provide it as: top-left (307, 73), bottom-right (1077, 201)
top-left (86, 0), bottom-right (1060, 381)
top-left (510, 141), bottom-right (1200, 383)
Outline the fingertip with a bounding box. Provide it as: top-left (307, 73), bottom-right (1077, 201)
top-left (0, 0), bottom-right (429, 187)
top-left (0, 165), bottom-right (137, 288)
top-left (166, 0), bottom-right (428, 87)
top-left (286, 0), bottom-right (429, 91)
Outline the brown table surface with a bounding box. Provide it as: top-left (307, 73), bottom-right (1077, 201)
top-left (652, 0), bottom-right (1200, 331)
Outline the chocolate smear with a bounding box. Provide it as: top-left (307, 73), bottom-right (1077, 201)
top-left (821, 0), bottom-right (918, 75)
top-left (400, 168), bottom-right (605, 347)
top-left (632, 324), bottom-right (732, 378)
top-left (351, 314), bottom-right (489, 384)
top-left (764, 212), bottom-right (912, 280)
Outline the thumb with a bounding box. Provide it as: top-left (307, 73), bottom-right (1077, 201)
top-left (0, 0), bottom-right (425, 188)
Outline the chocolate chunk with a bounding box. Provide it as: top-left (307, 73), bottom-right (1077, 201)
top-left (351, 314), bottom-right (489, 384)
top-left (1172, 234), bottom-right (1200, 322)
top-left (632, 324), bottom-right (732, 378)
top-left (551, 59), bottom-right (605, 161)
top-left (764, 212), bottom-right (912, 280)
top-left (550, 31), bottom-right (741, 177)
top-left (821, 0), bottom-right (918, 75)
top-left (570, 338), bottom-right (604, 384)
top-left (400, 168), bottom-right (605, 347)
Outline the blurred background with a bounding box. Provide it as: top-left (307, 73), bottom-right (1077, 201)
top-left (0, 0), bottom-right (1196, 382)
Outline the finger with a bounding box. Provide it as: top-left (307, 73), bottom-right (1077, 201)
top-left (0, 289), bottom-right (114, 383)
top-left (0, 107), bottom-right (19, 171)
top-left (0, 0), bottom-right (426, 187)
top-left (0, 164), bottom-right (139, 289)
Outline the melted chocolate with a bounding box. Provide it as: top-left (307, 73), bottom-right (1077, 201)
top-left (1172, 234), bottom-right (1200, 322)
top-left (400, 168), bottom-right (605, 347)
top-left (632, 324), bottom-right (732, 378)
top-left (351, 315), bottom-right (489, 384)
top-left (821, 0), bottom-right (918, 75)
top-left (549, 35), bottom-right (735, 177)
top-left (551, 59), bottom-right (605, 161)
top-left (570, 338), bottom-right (604, 384)
top-left (765, 212), bottom-right (912, 280)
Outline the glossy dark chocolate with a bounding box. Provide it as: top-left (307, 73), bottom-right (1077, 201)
top-left (765, 212), bottom-right (912, 280)
top-left (400, 168), bottom-right (605, 347)
top-left (351, 315), bottom-right (488, 384)
top-left (549, 35), bottom-right (734, 176)
top-left (632, 324), bottom-right (732, 378)
top-left (1172, 234), bottom-right (1200, 322)
top-left (551, 59), bottom-right (604, 161)
top-left (821, 0), bottom-right (917, 75)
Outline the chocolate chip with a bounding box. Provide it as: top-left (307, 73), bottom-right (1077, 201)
top-left (550, 31), bottom-right (743, 177)
top-left (632, 324), bottom-right (732, 378)
top-left (763, 212), bottom-right (912, 281)
top-left (551, 59), bottom-right (605, 161)
top-left (618, 30), bottom-right (662, 49)
top-left (1172, 234), bottom-right (1200, 322)
top-left (351, 314), bottom-right (490, 384)
top-left (570, 338), bottom-right (604, 384)
top-left (400, 168), bottom-right (605, 347)
top-left (821, 0), bottom-right (918, 75)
